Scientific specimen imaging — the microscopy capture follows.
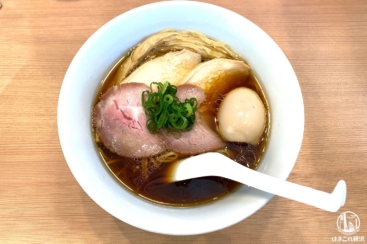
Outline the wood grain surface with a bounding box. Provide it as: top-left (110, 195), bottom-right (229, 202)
top-left (1, 0), bottom-right (366, 243)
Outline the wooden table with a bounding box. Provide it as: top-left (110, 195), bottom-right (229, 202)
top-left (1, 0), bottom-right (366, 243)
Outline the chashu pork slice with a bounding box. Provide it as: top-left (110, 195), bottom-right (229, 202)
top-left (177, 58), bottom-right (251, 91)
top-left (163, 84), bottom-right (225, 155)
top-left (93, 83), bottom-right (165, 158)
top-left (164, 116), bottom-right (225, 155)
top-left (121, 49), bottom-right (201, 86)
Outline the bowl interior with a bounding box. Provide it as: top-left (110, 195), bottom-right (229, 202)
top-left (58, 1), bottom-right (304, 235)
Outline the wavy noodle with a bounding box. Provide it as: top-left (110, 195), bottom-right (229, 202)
top-left (156, 151), bottom-right (179, 163)
top-left (140, 151), bottom-right (178, 178)
top-left (106, 159), bottom-right (122, 165)
top-left (115, 167), bottom-right (125, 177)
top-left (141, 158), bottom-right (149, 179)
top-left (116, 29), bottom-right (241, 83)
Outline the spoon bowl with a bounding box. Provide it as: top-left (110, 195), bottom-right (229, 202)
top-left (166, 152), bottom-right (346, 212)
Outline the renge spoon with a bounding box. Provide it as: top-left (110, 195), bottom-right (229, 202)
top-left (164, 152), bottom-right (346, 212)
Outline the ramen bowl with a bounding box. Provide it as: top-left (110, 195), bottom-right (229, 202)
top-left (58, 1), bottom-right (304, 235)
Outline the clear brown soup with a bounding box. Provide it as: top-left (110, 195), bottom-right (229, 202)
top-left (93, 49), bottom-right (270, 206)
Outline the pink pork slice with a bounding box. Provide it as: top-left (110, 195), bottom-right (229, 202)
top-left (93, 83), bottom-right (165, 158)
top-left (93, 83), bottom-right (224, 158)
top-left (164, 85), bottom-right (225, 155)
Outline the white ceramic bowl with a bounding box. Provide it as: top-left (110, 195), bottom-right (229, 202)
top-left (58, 1), bottom-right (304, 235)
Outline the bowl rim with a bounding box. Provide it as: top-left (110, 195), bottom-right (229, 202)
top-left (58, 0), bottom-right (304, 235)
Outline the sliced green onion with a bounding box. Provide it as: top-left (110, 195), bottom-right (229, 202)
top-left (141, 81), bottom-right (198, 134)
top-left (164, 94), bottom-right (173, 104)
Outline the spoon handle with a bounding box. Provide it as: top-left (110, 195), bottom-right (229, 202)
top-left (173, 152), bottom-right (346, 212)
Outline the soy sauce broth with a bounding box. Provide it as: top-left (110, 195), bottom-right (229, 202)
top-left (93, 48), bottom-right (270, 206)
